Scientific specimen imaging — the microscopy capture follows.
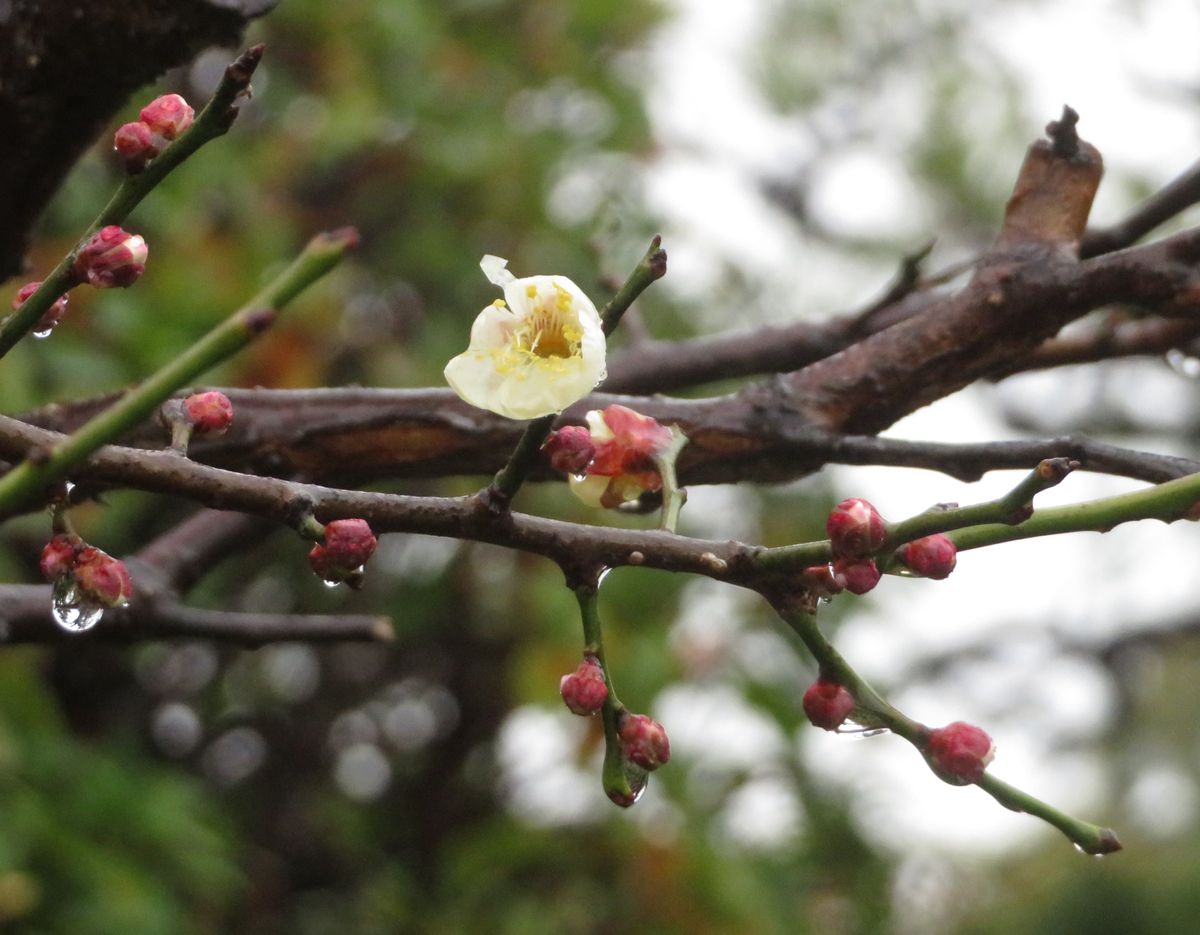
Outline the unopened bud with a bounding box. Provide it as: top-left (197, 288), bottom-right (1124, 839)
top-left (799, 563), bottom-right (843, 598)
top-left (926, 721), bottom-right (995, 785)
top-left (898, 533), bottom-right (957, 579)
top-left (826, 497), bottom-right (887, 558)
top-left (73, 226), bottom-right (148, 288)
top-left (832, 557), bottom-right (881, 595)
top-left (802, 678), bottom-right (856, 731)
top-left (183, 391), bottom-right (234, 436)
top-left (139, 93), bottom-right (194, 140)
top-left (40, 533), bottom-right (80, 582)
top-left (72, 546), bottom-right (133, 607)
top-left (113, 121), bottom-right (161, 172)
top-left (323, 518), bottom-right (378, 569)
top-left (543, 425), bottom-right (595, 474)
top-left (12, 281), bottom-right (69, 335)
top-left (559, 657), bottom-right (608, 715)
top-left (618, 712), bottom-right (670, 771)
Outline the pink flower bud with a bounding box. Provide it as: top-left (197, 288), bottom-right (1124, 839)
top-left (73, 226), bottom-right (148, 288)
top-left (926, 721), bottom-right (995, 785)
top-left (799, 563), bottom-right (844, 598)
top-left (618, 713), bottom-right (670, 771)
top-left (183, 391), bottom-right (234, 436)
top-left (40, 534), bottom-right (80, 582)
top-left (803, 678), bottom-right (856, 731)
top-left (588, 405), bottom-right (674, 476)
top-left (139, 93), bottom-right (195, 140)
top-left (559, 657), bottom-right (608, 715)
top-left (12, 281), bottom-right (69, 335)
top-left (72, 547), bottom-right (133, 607)
top-left (898, 533), bottom-right (957, 579)
top-left (832, 558), bottom-right (880, 595)
top-left (826, 497), bottom-right (887, 558)
top-left (323, 519), bottom-right (378, 569)
top-left (543, 425), bottom-right (595, 474)
top-left (113, 121), bottom-right (161, 172)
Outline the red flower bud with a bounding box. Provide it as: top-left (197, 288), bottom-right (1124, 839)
top-left (40, 534), bottom-right (80, 582)
top-left (323, 519), bottom-right (378, 568)
top-left (618, 713), bottom-right (670, 771)
top-left (803, 679), bottom-right (856, 731)
top-left (73, 226), bottom-right (148, 288)
top-left (832, 558), bottom-right (880, 595)
top-left (926, 721), bottom-right (994, 785)
top-left (113, 121), bottom-right (161, 172)
top-left (799, 563), bottom-right (844, 598)
top-left (543, 425), bottom-right (596, 474)
top-left (898, 533), bottom-right (957, 579)
top-left (826, 497), bottom-right (887, 558)
top-left (183, 391), bottom-right (234, 436)
top-left (559, 657), bottom-right (608, 715)
top-left (139, 93), bottom-right (194, 140)
top-left (12, 281), bottom-right (69, 336)
top-left (72, 547), bottom-right (133, 607)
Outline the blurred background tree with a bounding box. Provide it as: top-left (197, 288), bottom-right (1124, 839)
top-left (3, 0), bottom-right (1200, 932)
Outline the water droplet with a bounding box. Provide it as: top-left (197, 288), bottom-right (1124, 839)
top-left (51, 577), bottom-right (104, 632)
top-left (32, 325), bottom-right (55, 339)
top-left (322, 578), bottom-right (342, 589)
top-left (1072, 843), bottom-right (1107, 859)
top-left (1166, 348), bottom-right (1200, 379)
top-left (630, 778), bottom-right (647, 804)
top-left (838, 720), bottom-right (890, 739)
top-left (597, 566), bottom-right (612, 586)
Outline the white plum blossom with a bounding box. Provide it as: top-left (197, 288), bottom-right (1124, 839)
top-left (444, 255), bottom-right (606, 420)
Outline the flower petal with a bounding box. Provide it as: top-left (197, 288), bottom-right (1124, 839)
top-left (481, 254), bottom-right (516, 287)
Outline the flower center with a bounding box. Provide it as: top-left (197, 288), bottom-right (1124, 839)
top-left (516, 284), bottom-right (582, 361)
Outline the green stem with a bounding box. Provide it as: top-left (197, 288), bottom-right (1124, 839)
top-left (977, 774), bottom-right (1122, 854)
top-left (776, 604), bottom-right (925, 742)
top-left (756, 457), bottom-right (1081, 573)
top-left (575, 584), bottom-right (635, 802)
top-left (0, 229), bottom-right (355, 518)
top-left (482, 236), bottom-right (667, 510)
top-left (774, 601), bottom-right (1121, 854)
top-left (0, 46), bottom-right (263, 359)
top-left (653, 426), bottom-right (689, 533)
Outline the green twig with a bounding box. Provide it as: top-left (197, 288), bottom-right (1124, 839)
top-left (481, 236), bottom-right (668, 511)
top-left (0, 45), bottom-right (265, 359)
top-left (653, 426), bottom-right (689, 533)
top-left (755, 457), bottom-right (1080, 573)
top-left (0, 229), bottom-right (356, 518)
top-left (977, 773), bottom-right (1122, 855)
top-left (773, 600), bottom-right (1121, 854)
top-left (574, 581), bottom-right (638, 803)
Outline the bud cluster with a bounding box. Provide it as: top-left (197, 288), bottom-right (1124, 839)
top-left (113, 93), bottom-right (195, 172)
top-left (40, 534), bottom-right (133, 608)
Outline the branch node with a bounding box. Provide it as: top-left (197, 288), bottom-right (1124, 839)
top-left (1046, 105), bottom-right (1080, 157)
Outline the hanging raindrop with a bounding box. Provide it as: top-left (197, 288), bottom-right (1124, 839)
top-left (51, 576), bottom-right (104, 632)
